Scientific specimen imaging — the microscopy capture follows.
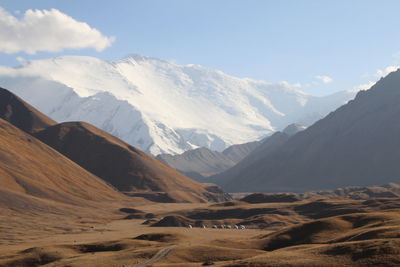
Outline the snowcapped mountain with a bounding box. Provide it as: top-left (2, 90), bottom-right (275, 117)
top-left (0, 55), bottom-right (355, 155)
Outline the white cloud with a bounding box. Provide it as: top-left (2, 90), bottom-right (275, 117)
top-left (315, 75), bottom-right (333, 84)
top-left (352, 64), bottom-right (400, 93)
top-left (375, 65), bottom-right (399, 78)
top-left (16, 56), bottom-right (26, 65)
top-left (353, 81), bottom-right (376, 91)
top-left (0, 7), bottom-right (115, 54)
top-left (353, 65), bottom-right (399, 92)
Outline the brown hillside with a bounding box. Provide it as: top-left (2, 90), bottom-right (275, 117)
top-left (0, 118), bottom-right (125, 208)
top-left (0, 87), bottom-right (56, 133)
top-left (34, 121), bottom-right (230, 203)
top-left (257, 211), bottom-right (400, 251)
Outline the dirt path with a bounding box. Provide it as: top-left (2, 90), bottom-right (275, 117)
top-left (136, 245), bottom-right (177, 267)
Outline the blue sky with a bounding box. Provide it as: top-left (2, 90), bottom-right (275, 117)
top-left (0, 0), bottom-right (400, 96)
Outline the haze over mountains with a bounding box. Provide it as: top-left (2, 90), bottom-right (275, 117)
top-left (214, 69), bottom-right (400, 192)
top-left (0, 55), bottom-right (355, 155)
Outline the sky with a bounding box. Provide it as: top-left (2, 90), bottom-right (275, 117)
top-left (0, 0), bottom-right (400, 96)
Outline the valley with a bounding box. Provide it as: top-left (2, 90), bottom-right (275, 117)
top-left (1, 69), bottom-right (400, 266)
top-left (1, 2), bottom-right (400, 266)
top-left (1, 196), bottom-right (400, 266)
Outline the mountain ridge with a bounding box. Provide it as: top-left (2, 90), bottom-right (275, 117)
top-left (0, 87), bottom-right (229, 203)
top-left (158, 123), bottom-right (305, 180)
top-left (214, 69), bottom-right (400, 192)
top-left (34, 120), bottom-right (230, 203)
top-left (0, 118), bottom-right (126, 209)
top-left (0, 54), bottom-right (356, 155)
top-left (157, 140), bottom-right (260, 180)
top-left (0, 87), bottom-right (56, 133)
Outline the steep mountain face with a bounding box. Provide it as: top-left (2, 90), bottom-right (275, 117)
top-left (35, 121), bottom-right (230, 203)
top-left (0, 118), bottom-right (125, 209)
top-left (213, 124), bottom-right (305, 187)
top-left (0, 87), bottom-right (56, 133)
top-left (215, 69), bottom-right (400, 192)
top-left (221, 141), bottom-right (261, 162)
top-left (0, 55), bottom-right (355, 155)
top-left (157, 141), bottom-right (259, 179)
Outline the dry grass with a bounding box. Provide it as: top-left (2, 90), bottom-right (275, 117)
top-left (1, 198), bottom-right (400, 266)
top-left (0, 119), bottom-right (127, 206)
top-left (35, 121), bottom-right (229, 203)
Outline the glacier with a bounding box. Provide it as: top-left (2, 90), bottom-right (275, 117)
top-left (0, 54), bottom-right (356, 155)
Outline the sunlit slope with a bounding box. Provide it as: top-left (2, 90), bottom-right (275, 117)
top-left (35, 121), bottom-right (230, 203)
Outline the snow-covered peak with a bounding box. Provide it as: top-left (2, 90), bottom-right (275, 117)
top-left (120, 53), bottom-right (172, 64)
top-left (0, 54), bottom-right (356, 155)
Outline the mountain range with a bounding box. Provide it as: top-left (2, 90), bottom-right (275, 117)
top-left (0, 87), bottom-right (229, 203)
top-left (157, 140), bottom-right (259, 180)
top-left (214, 69), bottom-right (400, 192)
top-left (0, 55), bottom-right (355, 155)
top-left (158, 123), bottom-right (305, 180)
top-left (1, 59), bottom-right (400, 267)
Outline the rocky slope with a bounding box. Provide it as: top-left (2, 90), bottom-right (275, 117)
top-left (215, 69), bottom-right (400, 192)
top-left (213, 124), bottom-right (305, 187)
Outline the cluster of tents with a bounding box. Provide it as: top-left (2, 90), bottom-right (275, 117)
top-left (187, 224), bottom-right (246, 229)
